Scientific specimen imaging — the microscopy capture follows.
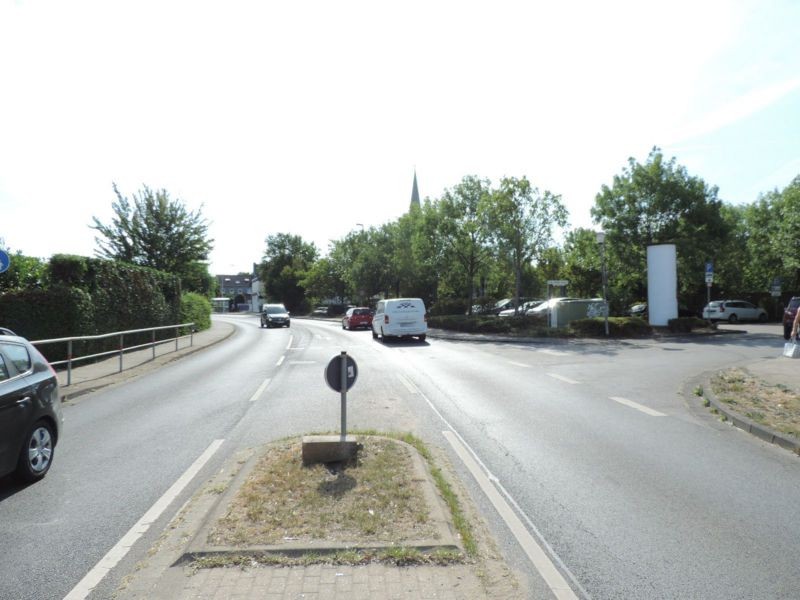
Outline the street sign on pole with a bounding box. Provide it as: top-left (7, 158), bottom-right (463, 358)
top-left (0, 249), bottom-right (10, 274)
top-left (325, 352), bottom-right (358, 439)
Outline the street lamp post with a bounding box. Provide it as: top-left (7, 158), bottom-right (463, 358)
top-left (596, 231), bottom-right (609, 336)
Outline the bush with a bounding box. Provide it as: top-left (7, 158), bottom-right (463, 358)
top-left (667, 317), bottom-right (713, 333)
top-left (428, 298), bottom-right (469, 316)
top-left (181, 292), bottom-right (212, 332)
top-left (569, 317), bottom-right (653, 338)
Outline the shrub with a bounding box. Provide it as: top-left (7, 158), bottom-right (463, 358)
top-left (181, 292), bottom-right (212, 332)
top-left (428, 298), bottom-right (469, 316)
top-left (667, 317), bottom-right (713, 333)
top-left (570, 316), bottom-right (653, 338)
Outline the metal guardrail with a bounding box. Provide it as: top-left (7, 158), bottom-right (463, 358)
top-left (31, 323), bottom-right (195, 386)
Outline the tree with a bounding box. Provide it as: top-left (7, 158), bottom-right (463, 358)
top-left (561, 228), bottom-right (603, 298)
top-left (91, 184), bottom-right (213, 278)
top-left (484, 176), bottom-right (568, 313)
top-left (591, 148), bottom-right (730, 311)
top-left (436, 176), bottom-right (493, 313)
top-left (258, 233), bottom-right (318, 313)
top-left (0, 246), bottom-right (46, 293)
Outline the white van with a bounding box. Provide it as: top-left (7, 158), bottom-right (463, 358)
top-left (371, 298), bottom-right (427, 342)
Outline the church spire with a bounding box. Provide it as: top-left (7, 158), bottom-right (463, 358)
top-left (410, 170), bottom-right (420, 211)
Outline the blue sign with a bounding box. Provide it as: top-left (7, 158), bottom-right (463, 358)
top-left (705, 262), bottom-right (713, 274)
top-left (0, 250), bottom-right (10, 274)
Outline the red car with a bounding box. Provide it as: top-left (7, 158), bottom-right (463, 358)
top-left (342, 307), bottom-right (373, 330)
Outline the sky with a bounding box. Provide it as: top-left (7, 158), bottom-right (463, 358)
top-left (1, 0), bottom-right (798, 275)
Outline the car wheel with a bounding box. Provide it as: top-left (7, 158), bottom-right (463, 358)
top-left (380, 328), bottom-right (387, 343)
top-left (728, 314), bottom-right (738, 324)
top-left (758, 313), bottom-right (767, 323)
top-left (419, 334), bottom-right (426, 342)
top-left (371, 328), bottom-right (377, 339)
top-left (785, 325), bottom-right (792, 340)
top-left (15, 420), bottom-right (55, 482)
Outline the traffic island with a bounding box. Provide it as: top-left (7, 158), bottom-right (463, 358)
top-left (178, 435), bottom-right (464, 567)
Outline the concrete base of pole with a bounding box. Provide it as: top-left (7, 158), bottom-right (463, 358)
top-left (302, 435), bottom-right (360, 466)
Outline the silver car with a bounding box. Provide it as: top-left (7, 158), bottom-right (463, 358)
top-left (702, 300), bottom-right (767, 323)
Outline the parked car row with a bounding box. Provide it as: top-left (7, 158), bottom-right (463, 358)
top-left (702, 300), bottom-right (767, 323)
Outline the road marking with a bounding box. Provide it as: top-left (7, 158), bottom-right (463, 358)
top-left (548, 373), bottom-right (580, 385)
top-left (249, 378), bottom-right (271, 402)
top-left (509, 361), bottom-right (530, 368)
top-left (286, 335), bottom-right (293, 350)
top-left (63, 439), bottom-right (225, 600)
top-left (539, 349), bottom-right (569, 356)
top-left (443, 431), bottom-right (579, 600)
top-left (396, 374), bottom-right (418, 393)
top-left (290, 360), bottom-right (316, 365)
top-left (401, 374), bottom-right (588, 599)
top-left (276, 355), bottom-right (285, 367)
top-left (610, 396), bottom-right (666, 417)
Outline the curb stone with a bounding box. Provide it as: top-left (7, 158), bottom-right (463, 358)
top-left (685, 370), bottom-right (800, 454)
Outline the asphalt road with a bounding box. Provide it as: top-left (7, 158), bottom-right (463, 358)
top-left (0, 316), bottom-right (797, 600)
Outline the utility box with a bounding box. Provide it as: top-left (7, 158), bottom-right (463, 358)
top-left (551, 299), bottom-right (608, 328)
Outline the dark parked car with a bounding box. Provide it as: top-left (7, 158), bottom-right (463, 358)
top-left (260, 304), bottom-right (291, 328)
top-left (342, 307), bottom-right (373, 330)
top-left (0, 329), bottom-right (62, 482)
top-left (783, 296), bottom-right (800, 339)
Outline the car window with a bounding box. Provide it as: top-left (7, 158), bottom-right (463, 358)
top-left (354, 309), bottom-right (370, 315)
top-left (0, 343), bottom-right (31, 374)
top-left (265, 305), bottom-right (287, 314)
top-left (0, 355), bottom-right (8, 381)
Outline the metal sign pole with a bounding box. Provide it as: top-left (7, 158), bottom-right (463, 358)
top-left (340, 351), bottom-right (347, 440)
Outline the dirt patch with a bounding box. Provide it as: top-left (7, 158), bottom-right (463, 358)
top-left (711, 368), bottom-right (800, 439)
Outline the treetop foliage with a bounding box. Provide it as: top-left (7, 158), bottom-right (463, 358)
top-left (91, 184), bottom-right (214, 278)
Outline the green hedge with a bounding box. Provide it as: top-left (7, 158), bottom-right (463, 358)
top-left (428, 314), bottom-right (654, 338)
top-left (181, 292), bottom-right (212, 332)
top-left (667, 317), bottom-right (714, 333)
top-left (569, 317), bottom-right (653, 337)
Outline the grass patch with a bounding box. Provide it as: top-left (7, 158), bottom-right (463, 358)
top-left (207, 433), bottom-right (474, 565)
top-left (711, 368), bottom-right (800, 439)
top-left (211, 437), bottom-right (438, 547)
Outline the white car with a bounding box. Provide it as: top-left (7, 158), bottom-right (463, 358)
top-left (702, 300), bottom-right (767, 323)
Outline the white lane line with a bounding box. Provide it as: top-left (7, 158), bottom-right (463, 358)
top-left (396, 374), bottom-right (418, 394)
top-left (548, 373), bottom-right (580, 385)
top-left (539, 349), bottom-right (569, 356)
top-left (249, 378), bottom-right (271, 402)
top-left (63, 439), bottom-right (225, 600)
top-left (610, 396), bottom-right (666, 417)
top-left (276, 355), bottom-right (285, 367)
top-left (509, 361), bottom-right (530, 368)
top-left (400, 375), bottom-right (588, 599)
top-left (286, 335), bottom-right (293, 350)
top-left (443, 431), bottom-right (579, 600)
top-left (290, 361), bottom-right (316, 365)
top-left (287, 347), bottom-right (305, 351)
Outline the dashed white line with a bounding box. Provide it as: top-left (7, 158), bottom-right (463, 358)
top-left (249, 378), bottom-right (271, 402)
top-left (610, 396), bottom-right (666, 417)
top-left (276, 355), bottom-right (285, 367)
top-left (63, 439), bottom-right (225, 600)
top-left (509, 361), bottom-right (530, 368)
top-left (286, 335), bottom-right (293, 350)
top-left (290, 361), bottom-right (316, 365)
top-left (548, 373), bottom-right (580, 385)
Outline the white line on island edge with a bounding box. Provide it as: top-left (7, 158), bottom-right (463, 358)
top-left (63, 439), bottom-right (225, 600)
top-left (548, 373), bottom-right (580, 385)
top-left (443, 431), bottom-right (579, 600)
top-left (276, 355), bottom-right (285, 367)
top-left (397, 375), bottom-right (587, 599)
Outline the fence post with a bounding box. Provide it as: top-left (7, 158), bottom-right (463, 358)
top-left (67, 339), bottom-right (73, 386)
top-left (175, 326), bottom-right (179, 351)
top-left (190, 323), bottom-right (194, 347)
top-left (152, 329), bottom-right (156, 360)
top-left (119, 334), bottom-right (124, 373)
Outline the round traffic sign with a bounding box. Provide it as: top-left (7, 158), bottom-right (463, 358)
top-left (0, 250), bottom-right (10, 274)
top-left (324, 353), bottom-right (358, 392)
